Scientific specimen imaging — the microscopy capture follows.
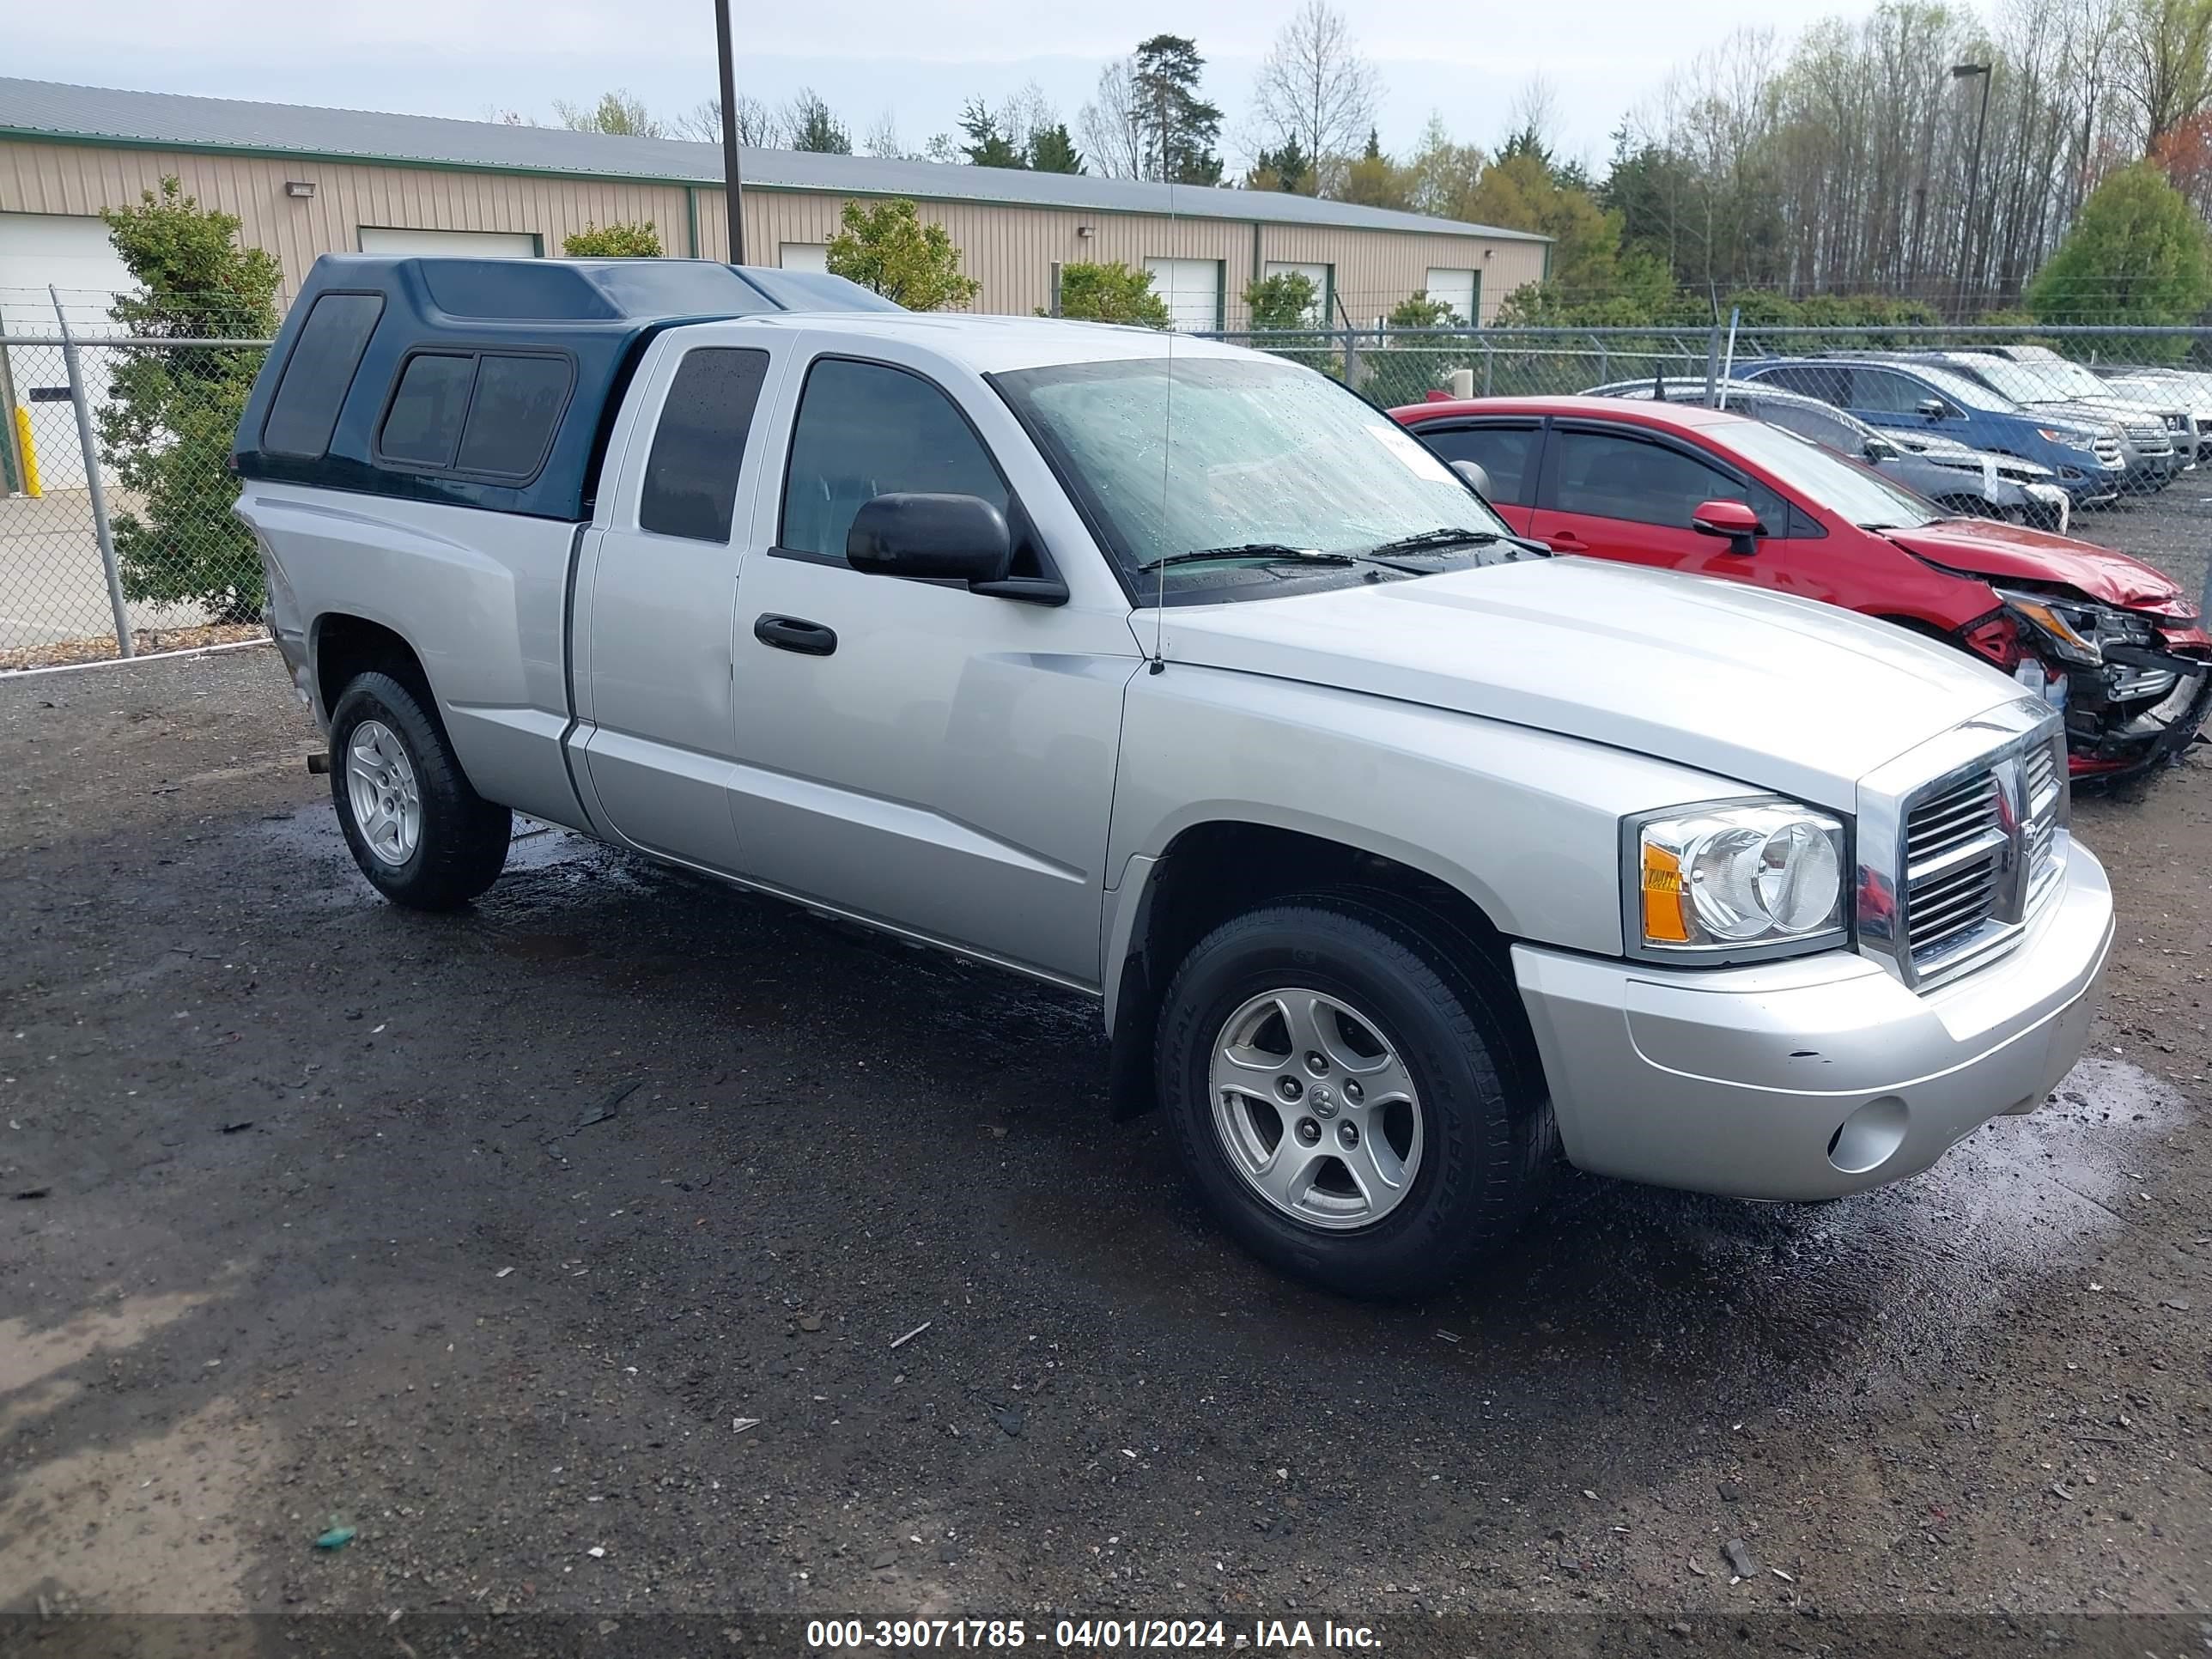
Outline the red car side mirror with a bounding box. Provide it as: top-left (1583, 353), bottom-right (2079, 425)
top-left (1691, 498), bottom-right (1764, 555)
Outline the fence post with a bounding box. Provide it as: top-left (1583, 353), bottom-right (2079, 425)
top-left (1482, 340), bottom-right (1493, 396)
top-left (51, 287), bottom-right (132, 660)
top-left (1702, 324), bottom-right (1723, 407)
top-left (1343, 326), bottom-right (1361, 387)
top-left (1592, 333), bottom-right (1607, 386)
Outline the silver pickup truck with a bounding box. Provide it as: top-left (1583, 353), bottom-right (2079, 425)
top-left (234, 256), bottom-right (2113, 1295)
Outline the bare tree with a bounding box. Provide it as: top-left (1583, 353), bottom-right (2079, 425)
top-left (672, 95), bottom-right (781, 147)
top-left (1249, 0), bottom-right (1379, 171)
top-left (1080, 58), bottom-right (1149, 179)
top-left (862, 111), bottom-right (908, 159)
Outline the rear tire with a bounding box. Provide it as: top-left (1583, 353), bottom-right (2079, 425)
top-left (328, 671), bottom-right (511, 910)
top-left (1156, 898), bottom-right (1553, 1297)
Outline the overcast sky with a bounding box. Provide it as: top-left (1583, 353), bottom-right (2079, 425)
top-left (15, 0), bottom-right (1886, 173)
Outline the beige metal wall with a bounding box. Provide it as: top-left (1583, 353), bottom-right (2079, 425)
top-left (1, 137), bottom-right (1545, 325)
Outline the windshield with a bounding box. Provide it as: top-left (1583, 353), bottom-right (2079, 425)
top-left (993, 356), bottom-right (1510, 601)
top-left (1899, 360), bottom-right (2020, 410)
top-left (1720, 418), bottom-right (1942, 531)
top-left (1960, 354), bottom-right (2105, 405)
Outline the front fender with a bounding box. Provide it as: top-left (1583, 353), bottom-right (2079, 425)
top-left (1103, 665), bottom-right (1750, 998)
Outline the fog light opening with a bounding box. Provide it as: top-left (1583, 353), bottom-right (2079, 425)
top-left (1827, 1096), bottom-right (1910, 1176)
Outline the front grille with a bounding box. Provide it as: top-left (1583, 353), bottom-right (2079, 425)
top-left (1897, 737), bottom-right (2067, 986)
top-left (1904, 771), bottom-right (2005, 958)
top-left (2092, 437), bottom-right (2124, 465)
top-left (2125, 423), bottom-right (2171, 451)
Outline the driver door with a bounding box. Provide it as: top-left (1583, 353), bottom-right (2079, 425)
top-left (726, 347), bottom-right (1141, 988)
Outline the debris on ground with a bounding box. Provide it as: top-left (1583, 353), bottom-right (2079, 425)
top-left (1723, 1538), bottom-right (1759, 1578)
top-left (313, 1526), bottom-right (356, 1552)
top-left (1718, 1479), bottom-right (1746, 1502)
top-left (12, 1188), bottom-right (49, 1201)
top-left (220, 1120), bottom-right (253, 1133)
top-left (573, 1080), bottom-right (642, 1133)
top-left (889, 1321), bottom-right (931, 1350)
top-left (797, 1312), bottom-right (823, 1332)
top-left (732, 1417), bottom-right (760, 1434)
top-left (0, 623), bottom-right (267, 674)
top-left (990, 1403), bottom-right (1025, 1437)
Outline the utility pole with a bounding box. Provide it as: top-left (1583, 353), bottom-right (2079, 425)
top-left (1951, 63), bottom-right (1992, 319)
top-left (714, 0), bottom-right (746, 263)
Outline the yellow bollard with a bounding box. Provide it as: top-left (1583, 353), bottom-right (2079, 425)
top-left (11, 405), bottom-right (40, 498)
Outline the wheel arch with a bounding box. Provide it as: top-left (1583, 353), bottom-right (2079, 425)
top-left (313, 612), bottom-right (434, 725)
top-left (1103, 818), bottom-right (1534, 1120)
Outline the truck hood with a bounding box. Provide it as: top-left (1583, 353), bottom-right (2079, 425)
top-left (1153, 556), bottom-right (2026, 811)
top-left (1884, 520), bottom-right (2197, 618)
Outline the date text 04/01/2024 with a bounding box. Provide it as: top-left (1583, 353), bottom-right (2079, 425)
top-left (802, 1618), bottom-right (1380, 1649)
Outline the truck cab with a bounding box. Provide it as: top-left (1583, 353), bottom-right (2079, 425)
top-left (234, 256), bottom-right (2115, 1297)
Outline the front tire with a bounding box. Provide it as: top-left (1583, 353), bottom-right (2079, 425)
top-left (1156, 899), bottom-right (1553, 1297)
top-left (328, 671), bottom-right (511, 910)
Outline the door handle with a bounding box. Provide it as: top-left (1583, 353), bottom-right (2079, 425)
top-left (1541, 528), bottom-right (1588, 550)
top-left (754, 614), bottom-right (837, 656)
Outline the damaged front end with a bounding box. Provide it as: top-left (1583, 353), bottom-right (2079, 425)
top-left (1995, 585), bottom-right (2211, 781)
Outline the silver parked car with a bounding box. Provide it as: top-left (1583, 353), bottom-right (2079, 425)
top-left (1583, 376), bottom-right (2073, 530)
top-left (231, 254), bottom-right (2115, 1296)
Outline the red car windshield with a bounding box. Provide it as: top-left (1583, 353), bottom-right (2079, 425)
top-left (1717, 419), bottom-right (1944, 532)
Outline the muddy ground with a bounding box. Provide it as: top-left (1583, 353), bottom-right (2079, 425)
top-left (0, 647), bottom-right (2206, 1650)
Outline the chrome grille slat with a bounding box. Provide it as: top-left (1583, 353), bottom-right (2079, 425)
top-left (1893, 732), bottom-right (2068, 989)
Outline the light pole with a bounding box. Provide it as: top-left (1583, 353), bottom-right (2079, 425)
top-left (1952, 62), bottom-right (1991, 319)
top-left (714, 0), bottom-right (746, 263)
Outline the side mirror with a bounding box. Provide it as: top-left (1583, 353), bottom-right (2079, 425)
top-left (848, 493), bottom-right (1012, 586)
top-left (1450, 458), bottom-right (1493, 496)
top-left (1691, 498), bottom-right (1764, 555)
top-left (1915, 398), bottom-right (1951, 420)
top-left (1864, 437), bottom-right (1899, 462)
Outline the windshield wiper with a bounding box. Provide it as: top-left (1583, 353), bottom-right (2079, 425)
top-left (1135, 544), bottom-right (1361, 573)
top-left (1365, 527), bottom-right (1507, 556)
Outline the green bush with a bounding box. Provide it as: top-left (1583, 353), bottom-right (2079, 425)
top-left (98, 179), bottom-right (281, 624)
top-left (1048, 262), bottom-right (1170, 327)
top-left (562, 222), bottom-right (663, 257)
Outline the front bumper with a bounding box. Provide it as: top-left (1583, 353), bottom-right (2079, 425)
top-left (1512, 838), bottom-right (2112, 1201)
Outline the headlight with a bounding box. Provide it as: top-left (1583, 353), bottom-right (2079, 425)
top-left (1995, 586), bottom-right (2153, 666)
top-left (1629, 802), bottom-right (1848, 959)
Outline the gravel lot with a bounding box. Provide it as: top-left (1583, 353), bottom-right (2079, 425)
top-left (1, 647), bottom-right (2207, 1652)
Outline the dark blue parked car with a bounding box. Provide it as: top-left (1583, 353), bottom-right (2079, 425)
top-left (1732, 356), bottom-right (2126, 506)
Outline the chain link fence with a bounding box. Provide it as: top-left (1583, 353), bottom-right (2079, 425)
top-left (1, 285), bottom-right (273, 668)
top-left (7, 310), bottom-right (2212, 666)
top-left (1207, 321), bottom-right (2212, 609)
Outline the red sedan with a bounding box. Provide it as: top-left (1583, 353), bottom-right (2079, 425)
top-left (1393, 395), bottom-right (2210, 780)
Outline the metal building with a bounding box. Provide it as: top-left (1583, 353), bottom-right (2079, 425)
top-left (0, 76), bottom-right (1550, 334)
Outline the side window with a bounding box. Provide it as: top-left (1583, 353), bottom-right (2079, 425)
top-left (455, 355), bottom-right (572, 479)
top-left (1847, 368), bottom-right (1930, 415)
top-left (262, 292), bottom-right (384, 459)
top-left (1552, 428), bottom-right (1785, 531)
top-left (1413, 424), bottom-right (1540, 506)
top-left (641, 348), bottom-right (771, 541)
top-left (378, 351), bottom-right (572, 479)
top-left (1754, 364), bottom-right (1850, 405)
top-left (780, 358), bottom-right (1007, 562)
top-left (379, 353), bottom-right (476, 467)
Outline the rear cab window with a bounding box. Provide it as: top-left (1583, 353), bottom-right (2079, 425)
top-left (375, 349), bottom-right (574, 480)
top-left (262, 292), bottom-right (384, 459)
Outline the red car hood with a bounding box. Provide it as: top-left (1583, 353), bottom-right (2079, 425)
top-left (1887, 520), bottom-right (2197, 619)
